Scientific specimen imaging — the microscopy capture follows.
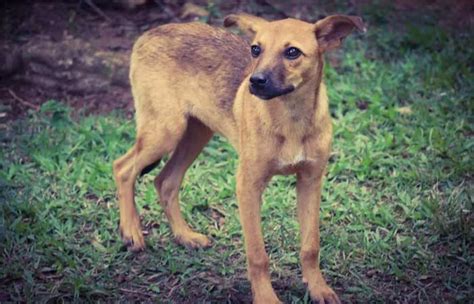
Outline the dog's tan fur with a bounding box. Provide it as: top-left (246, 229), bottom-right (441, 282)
top-left (113, 14), bottom-right (364, 303)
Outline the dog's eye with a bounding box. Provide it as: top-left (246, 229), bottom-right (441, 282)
top-left (284, 47), bottom-right (302, 60)
top-left (251, 45), bottom-right (261, 58)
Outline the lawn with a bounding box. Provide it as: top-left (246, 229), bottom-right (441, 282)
top-left (1, 3), bottom-right (473, 303)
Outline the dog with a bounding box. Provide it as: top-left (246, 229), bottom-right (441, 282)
top-left (113, 13), bottom-right (365, 304)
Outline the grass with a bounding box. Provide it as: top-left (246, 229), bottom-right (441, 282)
top-left (1, 5), bottom-right (473, 304)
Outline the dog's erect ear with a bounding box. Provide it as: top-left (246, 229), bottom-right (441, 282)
top-left (224, 14), bottom-right (268, 38)
top-left (315, 15), bottom-right (366, 51)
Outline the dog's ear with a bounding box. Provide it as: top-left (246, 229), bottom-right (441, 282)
top-left (315, 15), bottom-right (366, 51)
top-left (224, 14), bottom-right (268, 38)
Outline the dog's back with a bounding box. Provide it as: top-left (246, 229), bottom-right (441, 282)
top-left (130, 23), bottom-right (251, 136)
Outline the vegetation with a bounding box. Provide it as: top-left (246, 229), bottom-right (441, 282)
top-left (1, 3), bottom-right (472, 303)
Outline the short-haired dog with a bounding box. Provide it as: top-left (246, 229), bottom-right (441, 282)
top-left (113, 13), bottom-right (365, 303)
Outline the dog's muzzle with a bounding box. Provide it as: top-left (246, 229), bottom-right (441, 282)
top-left (249, 72), bottom-right (294, 100)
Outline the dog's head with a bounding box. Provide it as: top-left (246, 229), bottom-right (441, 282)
top-left (224, 14), bottom-right (366, 100)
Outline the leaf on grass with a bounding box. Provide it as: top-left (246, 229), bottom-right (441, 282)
top-left (91, 238), bottom-right (107, 253)
top-left (396, 106), bottom-right (413, 115)
top-left (210, 208), bottom-right (226, 229)
top-left (37, 267), bottom-right (63, 280)
top-left (180, 3), bottom-right (209, 19)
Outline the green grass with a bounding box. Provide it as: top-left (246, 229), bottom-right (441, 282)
top-left (1, 8), bottom-right (473, 304)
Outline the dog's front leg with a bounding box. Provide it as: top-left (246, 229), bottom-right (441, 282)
top-left (237, 163), bottom-right (281, 304)
top-left (297, 169), bottom-right (341, 304)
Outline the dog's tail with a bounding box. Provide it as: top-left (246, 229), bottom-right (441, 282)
top-left (139, 159), bottom-right (161, 177)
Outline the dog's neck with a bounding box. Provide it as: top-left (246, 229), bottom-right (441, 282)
top-left (282, 79), bottom-right (320, 119)
top-left (257, 72), bottom-right (323, 138)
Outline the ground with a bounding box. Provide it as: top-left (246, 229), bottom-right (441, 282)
top-left (0, 0), bottom-right (473, 303)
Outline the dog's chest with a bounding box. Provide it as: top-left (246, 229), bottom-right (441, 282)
top-left (273, 137), bottom-right (318, 174)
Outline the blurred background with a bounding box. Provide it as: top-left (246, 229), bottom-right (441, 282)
top-left (1, 0), bottom-right (472, 118)
top-left (0, 1), bottom-right (472, 303)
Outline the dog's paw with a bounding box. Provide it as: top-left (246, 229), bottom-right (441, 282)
top-left (253, 291), bottom-right (282, 304)
top-left (251, 281), bottom-right (282, 304)
top-left (174, 230), bottom-right (211, 249)
top-left (119, 219), bottom-right (145, 252)
top-left (307, 282), bottom-right (341, 304)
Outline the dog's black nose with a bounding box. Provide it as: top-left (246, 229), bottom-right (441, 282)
top-left (250, 73), bottom-right (268, 88)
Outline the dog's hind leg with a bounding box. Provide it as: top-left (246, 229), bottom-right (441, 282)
top-left (113, 117), bottom-right (187, 251)
top-left (154, 116), bottom-right (213, 248)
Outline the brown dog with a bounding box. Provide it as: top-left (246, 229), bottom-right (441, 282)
top-left (113, 13), bottom-right (365, 303)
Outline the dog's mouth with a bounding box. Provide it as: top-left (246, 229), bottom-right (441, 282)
top-left (249, 84), bottom-right (295, 100)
